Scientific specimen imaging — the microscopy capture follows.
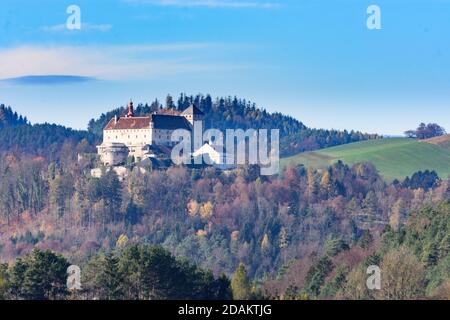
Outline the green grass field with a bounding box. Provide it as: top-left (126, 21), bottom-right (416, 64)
top-left (281, 138), bottom-right (450, 181)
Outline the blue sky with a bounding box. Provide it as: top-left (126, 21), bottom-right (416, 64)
top-left (0, 0), bottom-right (449, 135)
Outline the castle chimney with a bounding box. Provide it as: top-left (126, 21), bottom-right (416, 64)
top-left (126, 100), bottom-right (134, 118)
top-left (114, 115), bottom-right (118, 124)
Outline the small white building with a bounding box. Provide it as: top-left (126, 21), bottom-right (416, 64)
top-left (192, 143), bottom-right (236, 170)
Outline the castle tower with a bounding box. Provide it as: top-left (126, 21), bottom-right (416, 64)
top-left (181, 104), bottom-right (204, 125)
top-left (126, 100), bottom-right (134, 118)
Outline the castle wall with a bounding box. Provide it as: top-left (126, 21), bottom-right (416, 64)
top-left (97, 144), bottom-right (128, 166)
top-left (104, 128), bottom-right (152, 146)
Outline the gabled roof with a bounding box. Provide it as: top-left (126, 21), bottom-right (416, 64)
top-left (181, 104), bottom-right (204, 116)
top-left (104, 117), bottom-right (151, 130)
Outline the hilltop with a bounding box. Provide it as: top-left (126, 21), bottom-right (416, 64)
top-left (281, 138), bottom-right (450, 181)
top-left (87, 94), bottom-right (378, 157)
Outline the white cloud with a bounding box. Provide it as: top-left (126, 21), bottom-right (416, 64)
top-left (41, 23), bottom-right (113, 33)
top-left (0, 44), bottom-right (240, 82)
top-left (124, 0), bottom-right (280, 9)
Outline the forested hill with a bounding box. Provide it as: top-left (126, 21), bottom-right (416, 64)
top-left (88, 94), bottom-right (379, 156)
top-left (0, 104), bottom-right (95, 160)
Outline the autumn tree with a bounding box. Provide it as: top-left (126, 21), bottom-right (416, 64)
top-left (405, 123), bottom-right (446, 139)
top-left (306, 168), bottom-right (318, 202)
top-left (377, 246), bottom-right (425, 300)
top-left (339, 265), bottom-right (372, 300)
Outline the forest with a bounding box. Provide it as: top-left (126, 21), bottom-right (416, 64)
top-left (0, 154), bottom-right (448, 299)
top-left (0, 99), bottom-right (448, 300)
top-left (0, 245), bottom-right (231, 300)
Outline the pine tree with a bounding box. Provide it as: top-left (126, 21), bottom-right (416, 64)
top-left (165, 94), bottom-right (175, 109)
top-left (231, 264), bottom-right (252, 300)
top-left (98, 253), bottom-right (123, 300)
top-left (20, 249), bottom-right (69, 300)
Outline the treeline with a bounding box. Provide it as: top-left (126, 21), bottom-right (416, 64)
top-left (87, 94), bottom-right (379, 156)
top-left (1, 95), bottom-right (377, 160)
top-left (0, 244), bottom-right (231, 300)
top-left (0, 104), bottom-right (28, 129)
top-left (405, 122), bottom-right (446, 140)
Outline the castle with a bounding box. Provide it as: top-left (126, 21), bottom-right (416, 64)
top-left (97, 100), bottom-right (204, 166)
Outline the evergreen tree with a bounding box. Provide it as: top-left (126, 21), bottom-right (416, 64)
top-left (305, 256), bottom-right (333, 297)
top-left (98, 253), bottom-right (124, 300)
top-left (165, 94), bottom-right (175, 109)
top-left (231, 263), bottom-right (252, 300)
top-left (13, 249), bottom-right (69, 300)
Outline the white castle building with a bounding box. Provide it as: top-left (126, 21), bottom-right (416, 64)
top-left (97, 101), bottom-right (204, 166)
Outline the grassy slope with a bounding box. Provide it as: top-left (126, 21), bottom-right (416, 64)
top-left (281, 138), bottom-right (450, 181)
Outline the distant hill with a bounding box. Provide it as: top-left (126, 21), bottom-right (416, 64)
top-left (281, 138), bottom-right (450, 181)
top-left (0, 123), bottom-right (96, 159)
top-left (0, 103), bottom-right (95, 159)
top-left (88, 94), bottom-right (379, 156)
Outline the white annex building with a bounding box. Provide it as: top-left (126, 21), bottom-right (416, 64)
top-left (97, 100), bottom-right (205, 166)
top-left (192, 143), bottom-right (235, 170)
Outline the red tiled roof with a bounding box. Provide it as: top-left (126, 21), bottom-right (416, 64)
top-left (104, 117), bottom-right (151, 130)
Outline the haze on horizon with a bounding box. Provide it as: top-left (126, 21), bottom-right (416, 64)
top-left (0, 0), bottom-right (449, 136)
